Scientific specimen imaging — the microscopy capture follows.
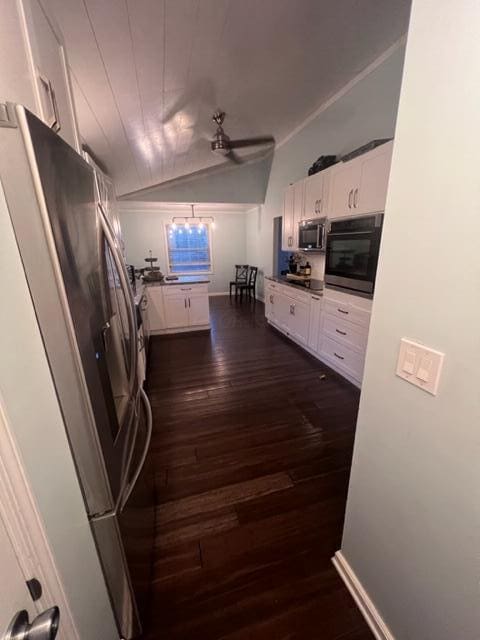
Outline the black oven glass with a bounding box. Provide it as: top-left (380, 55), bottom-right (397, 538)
top-left (326, 236), bottom-right (372, 278)
top-left (300, 226), bottom-right (318, 246)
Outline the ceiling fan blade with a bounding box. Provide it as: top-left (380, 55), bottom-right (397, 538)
top-left (226, 150), bottom-right (244, 164)
top-left (229, 136), bottom-right (275, 149)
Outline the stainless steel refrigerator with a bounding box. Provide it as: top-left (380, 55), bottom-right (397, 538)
top-left (0, 104), bottom-right (154, 639)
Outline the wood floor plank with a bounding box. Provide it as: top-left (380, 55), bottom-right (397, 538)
top-left (141, 296), bottom-right (372, 640)
top-left (157, 473), bottom-right (294, 524)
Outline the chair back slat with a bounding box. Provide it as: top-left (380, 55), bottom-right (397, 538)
top-left (248, 266), bottom-right (258, 286)
top-left (235, 264), bottom-right (249, 282)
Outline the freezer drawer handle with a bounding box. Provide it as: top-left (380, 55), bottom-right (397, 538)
top-left (4, 607), bottom-right (59, 640)
top-left (120, 388), bottom-right (153, 510)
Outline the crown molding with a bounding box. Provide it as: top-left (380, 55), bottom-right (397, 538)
top-left (276, 35), bottom-right (407, 151)
top-left (117, 201), bottom-right (255, 215)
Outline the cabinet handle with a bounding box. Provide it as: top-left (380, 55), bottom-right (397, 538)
top-left (184, 298), bottom-right (187, 308)
top-left (348, 189), bottom-right (353, 209)
top-left (335, 328), bottom-right (347, 336)
top-left (337, 307), bottom-right (349, 314)
top-left (311, 296), bottom-right (320, 301)
top-left (180, 287), bottom-right (192, 291)
top-left (334, 352), bottom-right (345, 360)
top-left (270, 294), bottom-right (274, 303)
top-left (319, 198), bottom-right (322, 213)
top-left (353, 188), bottom-right (358, 208)
top-left (188, 298), bottom-right (191, 307)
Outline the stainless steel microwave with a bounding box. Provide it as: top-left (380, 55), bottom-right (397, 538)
top-left (298, 217), bottom-right (327, 251)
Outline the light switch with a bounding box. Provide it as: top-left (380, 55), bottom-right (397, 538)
top-left (402, 347), bottom-right (417, 375)
top-left (396, 338), bottom-right (445, 396)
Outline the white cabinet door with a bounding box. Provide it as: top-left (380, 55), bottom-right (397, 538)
top-left (303, 171), bottom-right (325, 220)
top-left (292, 179), bottom-right (305, 248)
top-left (21, 0), bottom-right (79, 150)
top-left (188, 293), bottom-right (209, 326)
top-left (164, 294), bottom-right (189, 328)
top-left (265, 286), bottom-right (274, 320)
top-left (282, 184), bottom-right (295, 250)
top-left (307, 295), bottom-right (322, 353)
top-left (146, 287), bottom-right (165, 331)
top-left (288, 299), bottom-right (310, 346)
top-left (274, 292), bottom-right (292, 333)
top-left (356, 142), bottom-right (393, 214)
top-left (328, 160), bottom-right (361, 218)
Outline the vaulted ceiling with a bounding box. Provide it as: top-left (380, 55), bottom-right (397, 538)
top-left (46, 0), bottom-right (411, 197)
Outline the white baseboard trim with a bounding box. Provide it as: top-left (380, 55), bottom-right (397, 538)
top-left (332, 551), bottom-right (395, 640)
top-left (208, 291), bottom-right (229, 297)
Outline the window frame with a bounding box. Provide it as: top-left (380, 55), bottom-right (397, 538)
top-left (164, 221), bottom-right (214, 276)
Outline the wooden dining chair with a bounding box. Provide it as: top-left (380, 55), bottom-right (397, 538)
top-left (237, 266), bottom-right (258, 301)
top-left (229, 264), bottom-right (249, 298)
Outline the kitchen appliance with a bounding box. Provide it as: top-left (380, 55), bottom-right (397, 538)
top-left (325, 214), bottom-right (383, 296)
top-left (0, 104), bottom-right (154, 639)
top-left (298, 217), bottom-right (327, 251)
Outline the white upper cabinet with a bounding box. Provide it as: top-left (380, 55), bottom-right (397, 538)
top-left (355, 142), bottom-right (393, 214)
top-left (0, 0), bottom-right (79, 151)
top-left (328, 141), bottom-right (393, 218)
top-left (282, 179), bottom-right (305, 251)
top-left (282, 184), bottom-right (295, 251)
top-left (292, 179), bottom-right (305, 248)
top-left (328, 160), bottom-right (361, 218)
top-left (303, 169), bottom-right (327, 220)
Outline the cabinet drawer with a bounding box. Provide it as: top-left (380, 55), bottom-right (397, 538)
top-left (320, 336), bottom-right (365, 381)
top-left (324, 298), bottom-right (370, 328)
top-left (163, 283), bottom-right (208, 297)
top-left (323, 314), bottom-right (368, 354)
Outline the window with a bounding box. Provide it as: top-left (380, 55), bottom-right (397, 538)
top-left (166, 223), bottom-right (212, 274)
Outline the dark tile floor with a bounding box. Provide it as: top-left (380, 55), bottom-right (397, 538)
top-left (142, 295), bottom-right (373, 640)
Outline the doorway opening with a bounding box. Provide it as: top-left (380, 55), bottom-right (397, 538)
top-left (272, 216), bottom-right (290, 277)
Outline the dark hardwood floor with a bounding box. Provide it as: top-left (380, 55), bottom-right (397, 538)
top-left (142, 295), bottom-right (373, 640)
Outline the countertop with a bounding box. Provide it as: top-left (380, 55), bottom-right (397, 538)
top-left (265, 275), bottom-right (324, 294)
top-left (142, 275), bottom-right (210, 287)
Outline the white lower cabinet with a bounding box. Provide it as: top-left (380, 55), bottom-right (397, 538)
top-left (163, 292), bottom-right (189, 328)
top-left (265, 280), bottom-right (372, 386)
top-left (147, 284), bottom-right (210, 333)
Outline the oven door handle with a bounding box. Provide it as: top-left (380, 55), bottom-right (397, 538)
top-left (328, 230), bottom-right (373, 237)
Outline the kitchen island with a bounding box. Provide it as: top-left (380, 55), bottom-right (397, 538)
top-left (143, 277), bottom-right (210, 335)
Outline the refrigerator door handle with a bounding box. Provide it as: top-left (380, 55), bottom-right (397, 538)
top-left (98, 203), bottom-right (138, 396)
top-left (119, 388), bottom-right (152, 511)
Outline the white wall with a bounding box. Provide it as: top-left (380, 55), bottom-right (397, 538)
top-left (339, 2), bottom-right (480, 639)
top-left (119, 205), bottom-right (248, 294)
top-left (246, 42), bottom-right (406, 296)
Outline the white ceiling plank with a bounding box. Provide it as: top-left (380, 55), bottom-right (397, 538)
top-left (48, 0), bottom-right (411, 196)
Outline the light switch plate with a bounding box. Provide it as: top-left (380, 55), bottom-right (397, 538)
top-left (396, 338), bottom-right (445, 395)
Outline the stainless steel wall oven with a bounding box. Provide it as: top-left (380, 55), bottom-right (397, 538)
top-left (325, 214), bottom-right (383, 296)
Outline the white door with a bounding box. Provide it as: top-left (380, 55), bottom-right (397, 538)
top-left (274, 292), bottom-right (292, 333)
top-left (356, 143), bottom-right (393, 214)
top-left (289, 299), bottom-right (310, 346)
top-left (329, 161), bottom-right (361, 218)
top-left (164, 293), bottom-right (189, 328)
top-left (292, 179), bottom-right (304, 248)
top-left (282, 184), bottom-right (295, 250)
top-left (188, 294), bottom-right (209, 326)
top-left (146, 287), bottom-right (165, 331)
top-left (0, 511), bottom-right (38, 637)
top-left (303, 171), bottom-right (325, 219)
top-left (22, 0), bottom-right (79, 150)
